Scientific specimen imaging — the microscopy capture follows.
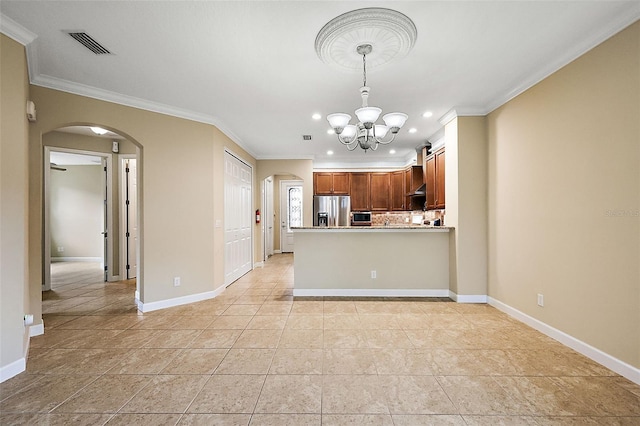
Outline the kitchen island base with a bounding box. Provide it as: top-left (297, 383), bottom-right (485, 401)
top-left (293, 227), bottom-right (450, 297)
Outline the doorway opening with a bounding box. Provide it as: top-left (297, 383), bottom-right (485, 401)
top-left (44, 147), bottom-right (111, 291)
top-left (42, 126), bottom-right (140, 298)
top-left (262, 177), bottom-right (274, 262)
top-left (280, 180), bottom-right (303, 253)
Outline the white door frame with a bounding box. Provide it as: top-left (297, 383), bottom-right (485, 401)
top-left (43, 146), bottom-right (115, 290)
top-left (118, 154), bottom-right (138, 283)
top-left (279, 179), bottom-right (303, 253)
top-left (262, 176), bottom-right (274, 262)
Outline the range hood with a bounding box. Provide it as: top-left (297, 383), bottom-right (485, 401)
top-left (408, 183), bottom-right (426, 197)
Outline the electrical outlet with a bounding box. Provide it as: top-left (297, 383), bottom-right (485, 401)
top-left (371, 270), bottom-right (377, 279)
top-left (57, 246), bottom-right (64, 253)
top-left (537, 293), bottom-right (544, 307)
top-left (174, 277), bottom-right (181, 287)
top-left (24, 314), bottom-right (34, 326)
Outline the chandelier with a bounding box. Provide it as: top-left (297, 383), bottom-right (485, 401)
top-left (326, 44), bottom-right (408, 152)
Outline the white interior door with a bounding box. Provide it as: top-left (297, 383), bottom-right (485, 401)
top-left (280, 180), bottom-right (303, 253)
top-left (124, 159), bottom-right (137, 279)
top-left (224, 151), bottom-right (252, 286)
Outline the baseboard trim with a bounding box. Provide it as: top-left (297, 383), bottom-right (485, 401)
top-left (449, 291), bottom-right (488, 303)
top-left (51, 257), bottom-right (102, 262)
top-left (137, 286), bottom-right (226, 313)
top-left (292, 288), bottom-right (450, 298)
top-left (0, 357), bottom-right (26, 383)
top-left (29, 323), bottom-right (44, 337)
top-left (488, 296), bottom-right (640, 386)
top-left (274, 250), bottom-right (282, 254)
top-left (1, 321), bottom-right (38, 383)
top-left (253, 261), bottom-right (264, 268)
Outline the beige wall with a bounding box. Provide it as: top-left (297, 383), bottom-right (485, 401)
top-left (450, 116), bottom-right (489, 297)
top-left (50, 165), bottom-right (103, 258)
top-left (294, 230), bottom-right (450, 291)
top-left (28, 86), bottom-right (257, 322)
top-left (0, 35), bottom-right (30, 375)
top-left (487, 22), bottom-right (640, 367)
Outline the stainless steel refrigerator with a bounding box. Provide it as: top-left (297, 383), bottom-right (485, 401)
top-left (313, 196), bottom-right (351, 227)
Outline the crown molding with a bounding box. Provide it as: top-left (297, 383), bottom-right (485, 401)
top-left (30, 74), bottom-right (257, 158)
top-left (0, 13), bottom-right (37, 45)
top-left (438, 107), bottom-right (487, 126)
top-left (256, 154), bottom-right (315, 161)
top-left (484, 3), bottom-right (640, 114)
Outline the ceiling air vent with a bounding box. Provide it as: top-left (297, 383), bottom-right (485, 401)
top-left (302, 135), bottom-right (312, 141)
top-left (66, 32), bottom-right (111, 55)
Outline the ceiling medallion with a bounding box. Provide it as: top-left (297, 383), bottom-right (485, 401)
top-left (315, 8), bottom-right (417, 72)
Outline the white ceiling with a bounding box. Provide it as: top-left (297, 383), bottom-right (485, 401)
top-left (57, 126), bottom-right (125, 140)
top-left (2, 1), bottom-right (638, 168)
top-left (50, 151), bottom-right (102, 166)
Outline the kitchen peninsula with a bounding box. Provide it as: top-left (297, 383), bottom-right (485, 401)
top-left (293, 226), bottom-right (452, 297)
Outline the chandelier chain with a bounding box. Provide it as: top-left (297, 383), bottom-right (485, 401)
top-left (362, 53), bottom-right (367, 87)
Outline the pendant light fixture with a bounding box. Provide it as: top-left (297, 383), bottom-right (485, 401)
top-left (326, 44), bottom-right (408, 152)
top-left (316, 8), bottom-right (417, 153)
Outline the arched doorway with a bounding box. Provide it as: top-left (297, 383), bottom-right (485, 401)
top-left (42, 125), bottom-right (142, 304)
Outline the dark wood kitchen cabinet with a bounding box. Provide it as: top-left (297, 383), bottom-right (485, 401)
top-left (390, 170), bottom-right (405, 211)
top-left (424, 147), bottom-right (445, 210)
top-left (350, 172), bottom-right (370, 211)
top-left (405, 165), bottom-right (425, 211)
top-left (370, 172), bottom-right (391, 211)
top-left (314, 172), bottom-right (349, 195)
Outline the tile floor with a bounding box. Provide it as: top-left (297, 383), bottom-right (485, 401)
top-left (1, 254), bottom-right (639, 425)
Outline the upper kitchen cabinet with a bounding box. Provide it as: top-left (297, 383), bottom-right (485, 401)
top-left (405, 165), bottom-right (425, 211)
top-left (370, 172), bottom-right (391, 211)
top-left (424, 147), bottom-right (445, 210)
top-left (314, 172), bottom-right (350, 195)
top-left (350, 172), bottom-right (370, 211)
top-left (390, 170), bottom-right (405, 211)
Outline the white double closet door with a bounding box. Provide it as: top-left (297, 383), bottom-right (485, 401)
top-left (224, 151), bottom-right (252, 286)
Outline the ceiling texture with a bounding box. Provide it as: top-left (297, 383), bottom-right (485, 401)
top-left (2, 1), bottom-right (639, 168)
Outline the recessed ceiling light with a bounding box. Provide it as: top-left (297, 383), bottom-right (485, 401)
top-left (389, 149), bottom-right (396, 154)
top-left (327, 150), bottom-right (334, 155)
top-left (422, 111), bottom-right (433, 118)
top-left (327, 129), bottom-right (335, 135)
top-left (408, 128), bottom-right (417, 133)
top-left (90, 126), bottom-right (108, 135)
top-left (312, 113), bottom-right (322, 120)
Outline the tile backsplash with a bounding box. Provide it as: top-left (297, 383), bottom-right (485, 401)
top-left (371, 210), bottom-right (445, 226)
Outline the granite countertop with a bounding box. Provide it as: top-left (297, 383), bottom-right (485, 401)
top-left (293, 225), bottom-right (453, 230)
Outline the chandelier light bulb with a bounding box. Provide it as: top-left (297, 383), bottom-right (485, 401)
top-left (341, 125), bottom-right (357, 142)
top-left (374, 125), bottom-right (389, 138)
top-left (382, 113), bottom-right (408, 131)
top-left (355, 107), bottom-right (382, 128)
top-left (327, 113), bottom-right (351, 133)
